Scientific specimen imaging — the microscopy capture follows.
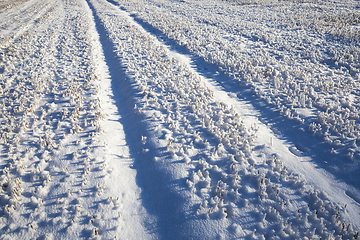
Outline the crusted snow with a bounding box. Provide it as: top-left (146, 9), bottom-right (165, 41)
top-left (0, 0), bottom-right (359, 239)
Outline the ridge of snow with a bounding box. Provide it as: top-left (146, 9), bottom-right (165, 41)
top-left (0, 0), bottom-right (359, 239)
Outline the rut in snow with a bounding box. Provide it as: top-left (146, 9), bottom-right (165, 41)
top-left (83, 0), bottom-right (157, 238)
top-left (106, 0), bottom-right (360, 230)
top-left (0, 0), bottom-right (358, 238)
top-left (86, 0), bottom-right (360, 238)
top-left (115, 0), bottom-right (360, 199)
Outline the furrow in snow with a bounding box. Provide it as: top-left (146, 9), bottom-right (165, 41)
top-left (0, 0), bottom-right (140, 238)
top-left (86, 0), bottom-right (360, 238)
top-left (0, 0), bottom-right (358, 238)
top-left (117, 0), bottom-right (360, 193)
top-left (108, 3), bottom-right (360, 230)
top-left (82, 0), bottom-right (157, 238)
top-left (119, 8), bottom-right (360, 231)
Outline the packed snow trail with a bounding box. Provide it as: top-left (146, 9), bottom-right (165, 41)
top-left (0, 0), bottom-right (153, 239)
top-left (102, 0), bottom-right (360, 231)
top-left (117, 0), bottom-right (360, 192)
top-left (0, 0), bottom-right (359, 239)
top-left (88, 0), bottom-right (359, 238)
top-left (82, 0), bottom-right (157, 238)
top-left (108, 0), bottom-right (360, 230)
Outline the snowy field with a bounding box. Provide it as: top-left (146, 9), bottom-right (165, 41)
top-left (0, 0), bottom-right (359, 239)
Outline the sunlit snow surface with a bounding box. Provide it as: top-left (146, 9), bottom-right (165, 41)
top-left (0, 0), bottom-right (359, 239)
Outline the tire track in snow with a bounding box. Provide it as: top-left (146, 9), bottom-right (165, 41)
top-left (82, 0), bottom-right (158, 238)
top-left (0, 0), bottom-right (153, 238)
top-left (85, 1), bottom-right (207, 239)
top-left (85, 1), bottom-right (246, 238)
top-left (104, 0), bottom-right (360, 230)
top-left (0, 1), bottom-right (121, 238)
top-left (116, 0), bottom-right (360, 196)
top-left (84, 0), bottom-right (360, 238)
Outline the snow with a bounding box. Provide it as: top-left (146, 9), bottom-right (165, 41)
top-left (0, 0), bottom-right (359, 239)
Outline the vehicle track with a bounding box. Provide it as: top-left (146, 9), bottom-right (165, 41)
top-left (105, 0), bottom-right (360, 230)
top-left (116, 0), bottom-right (360, 192)
top-left (0, 0), bottom-right (132, 238)
top-left (0, 0), bottom-right (359, 238)
top-left (86, 0), bottom-right (360, 238)
top-left (82, 0), bottom-right (158, 238)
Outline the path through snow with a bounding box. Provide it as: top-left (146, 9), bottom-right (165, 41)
top-left (0, 0), bottom-right (359, 239)
top-left (109, 0), bottom-right (360, 229)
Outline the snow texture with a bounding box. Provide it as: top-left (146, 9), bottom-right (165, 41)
top-left (0, 0), bottom-right (359, 239)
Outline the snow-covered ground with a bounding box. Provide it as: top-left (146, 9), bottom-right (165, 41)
top-left (0, 0), bottom-right (359, 239)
